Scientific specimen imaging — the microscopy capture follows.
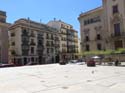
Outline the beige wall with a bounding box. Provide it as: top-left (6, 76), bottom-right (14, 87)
top-left (79, 0), bottom-right (125, 52)
top-left (79, 7), bottom-right (105, 51)
top-left (9, 18), bottom-right (61, 64)
top-left (103, 0), bottom-right (125, 49)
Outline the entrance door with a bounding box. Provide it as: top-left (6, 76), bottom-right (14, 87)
top-left (38, 56), bottom-right (42, 64)
top-left (24, 57), bottom-right (27, 65)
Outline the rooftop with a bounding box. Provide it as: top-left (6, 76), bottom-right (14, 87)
top-left (0, 10), bottom-right (6, 16)
top-left (10, 18), bottom-right (59, 32)
top-left (78, 6), bottom-right (103, 19)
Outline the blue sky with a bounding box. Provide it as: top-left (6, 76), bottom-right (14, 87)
top-left (0, 0), bottom-right (102, 36)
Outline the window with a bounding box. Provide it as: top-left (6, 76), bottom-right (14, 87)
top-left (51, 34), bottom-right (53, 39)
top-left (11, 33), bottom-right (15, 37)
top-left (31, 57), bottom-right (34, 62)
top-left (30, 31), bottom-right (35, 37)
top-left (85, 36), bottom-right (89, 41)
top-left (51, 48), bottom-right (53, 53)
top-left (46, 33), bottom-right (49, 39)
top-left (97, 43), bottom-right (102, 50)
top-left (31, 39), bottom-right (34, 42)
top-left (30, 39), bottom-right (35, 45)
top-left (84, 16), bottom-right (101, 26)
top-left (22, 29), bottom-right (27, 34)
top-left (97, 34), bottom-right (101, 40)
top-left (47, 48), bottom-right (49, 53)
top-left (0, 18), bottom-right (5, 23)
top-left (22, 29), bottom-right (28, 36)
top-left (38, 40), bottom-right (42, 45)
top-left (85, 44), bottom-right (90, 51)
top-left (84, 20), bottom-right (87, 25)
top-left (51, 41), bottom-right (54, 46)
top-left (11, 42), bottom-right (15, 46)
top-left (114, 23), bottom-right (121, 36)
top-left (112, 5), bottom-right (119, 14)
top-left (31, 47), bottom-right (34, 54)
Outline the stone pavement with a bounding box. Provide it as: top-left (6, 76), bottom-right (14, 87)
top-left (0, 64), bottom-right (125, 93)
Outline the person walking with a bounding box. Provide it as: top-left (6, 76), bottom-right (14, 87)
top-left (115, 59), bottom-right (119, 66)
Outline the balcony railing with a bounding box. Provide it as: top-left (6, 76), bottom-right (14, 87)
top-left (22, 46), bottom-right (30, 50)
top-left (111, 32), bottom-right (125, 38)
top-left (37, 46), bottom-right (44, 51)
top-left (46, 43), bottom-right (51, 47)
top-left (30, 33), bottom-right (35, 37)
top-left (22, 41), bottom-right (29, 46)
top-left (38, 36), bottom-right (44, 39)
top-left (30, 42), bottom-right (36, 46)
top-left (95, 37), bottom-right (102, 41)
top-left (22, 31), bottom-right (29, 37)
top-left (84, 39), bottom-right (90, 42)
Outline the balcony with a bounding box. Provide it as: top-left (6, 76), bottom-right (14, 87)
top-left (30, 32), bottom-right (35, 37)
top-left (22, 30), bottom-right (29, 37)
top-left (22, 41), bottom-right (29, 46)
top-left (11, 50), bottom-right (16, 56)
top-left (46, 36), bottom-right (51, 40)
top-left (55, 37), bottom-right (59, 41)
top-left (37, 46), bottom-right (44, 51)
top-left (84, 39), bottom-right (90, 42)
top-left (55, 44), bottom-right (60, 48)
top-left (22, 46), bottom-right (29, 50)
top-left (111, 32), bottom-right (125, 39)
top-left (95, 37), bottom-right (102, 41)
top-left (61, 32), bottom-right (67, 35)
top-left (22, 50), bottom-right (29, 56)
top-left (37, 34), bottom-right (44, 39)
top-left (30, 42), bottom-right (36, 46)
top-left (46, 43), bottom-right (51, 47)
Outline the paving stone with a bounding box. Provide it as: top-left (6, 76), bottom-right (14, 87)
top-left (0, 64), bottom-right (125, 93)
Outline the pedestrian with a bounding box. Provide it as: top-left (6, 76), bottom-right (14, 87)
top-left (115, 59), bottom-right (119, 66)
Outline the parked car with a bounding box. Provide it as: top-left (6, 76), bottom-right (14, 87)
top-left (59, 60), bottom-right (67, 65)
top-left (68, 60), bottom-right (78, 64)
top-left (87, 59), bottom-right (96, 67)
top-left (76, 59), bottom-right (85, 65)
top-left (68, 60), bottom-right (85, 65)
top-left (0, 63), bottom-right (15, 68)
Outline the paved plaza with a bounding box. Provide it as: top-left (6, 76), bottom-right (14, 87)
top-left (0, 64), bottom-right (125, 93)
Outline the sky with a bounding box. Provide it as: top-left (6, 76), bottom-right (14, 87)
top-left (0, 0), bottom-right (102, 37)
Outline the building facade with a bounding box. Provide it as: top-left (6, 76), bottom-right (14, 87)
top-left (78, 0), bottom-right (125, 52)
top-left (103, 0), bottom-right (125, 50)
top-left (48, 20), bottom-right (78, 60)
top-left (0, 10), bottom-right (9, 64)
top-left (9, 18), bottom-right (60, 65)
top-left (78, 7), bottom-right (105, 52)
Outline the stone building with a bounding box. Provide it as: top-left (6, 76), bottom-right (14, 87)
top-left (78, 0), bottom-right (125, 52)
top-left (48, 20), bottom-right (79, 60)
top-left (9, 18), bottom-right (60, 65)
top-left (0, 10), bottom-right (10, 64)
